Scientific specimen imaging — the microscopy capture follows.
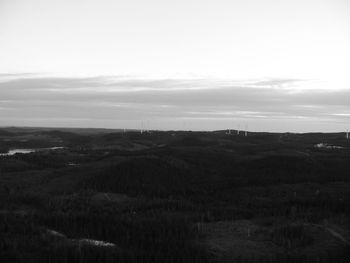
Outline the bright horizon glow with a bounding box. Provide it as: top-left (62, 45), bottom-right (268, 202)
top-left (0, 0), bottom-right (350, 131)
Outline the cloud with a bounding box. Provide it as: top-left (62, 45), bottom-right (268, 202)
top-left (250, 78), bottom-right (304, 87)
top-left (0, 75), bottom-right (349, 131)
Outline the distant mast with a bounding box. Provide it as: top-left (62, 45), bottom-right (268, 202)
top-left (237, 124), bottom-right (240, 135)
top-left (245, 124), bottom-right (248, 137)
top-left (347, 130), bottom-right (349, 140)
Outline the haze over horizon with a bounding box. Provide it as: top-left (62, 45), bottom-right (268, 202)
top-left (1, 0), bottom-right (349, 132)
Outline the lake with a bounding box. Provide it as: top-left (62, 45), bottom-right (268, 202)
top-left (0, 147), bottom-right (64, 156)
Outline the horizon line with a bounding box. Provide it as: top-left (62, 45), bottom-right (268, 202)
top-left (0, 125), bottom-right (349, 135)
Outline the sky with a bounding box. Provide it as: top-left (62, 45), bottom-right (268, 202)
top-left (0, 0), bottom-right (349, 131)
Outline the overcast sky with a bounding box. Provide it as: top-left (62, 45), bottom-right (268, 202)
top-left (0, 0), bottom-right (349, 131)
